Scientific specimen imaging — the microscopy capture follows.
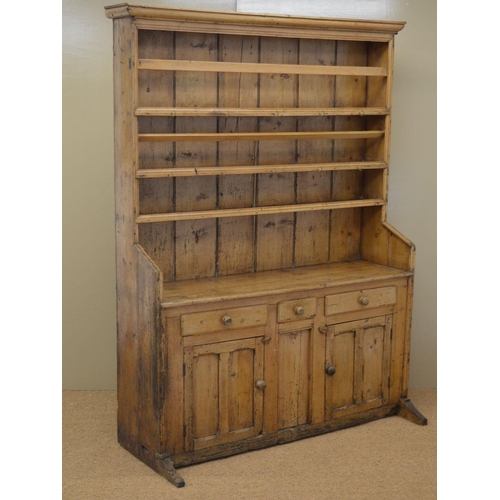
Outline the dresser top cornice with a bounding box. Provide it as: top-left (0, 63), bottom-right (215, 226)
top-left (104, 3), bottom-right (405, 35)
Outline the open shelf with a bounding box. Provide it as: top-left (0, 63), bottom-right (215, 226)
top-left (138, 130), bottom-right (384, 143)
top-left (161, 260), bottom-right (412, 308)
top-left (137, 199), bottom-right (385, 223)
top-left (136, 161), bottom-right (387, 178)
top-left (135, 107), bottom-right (390, 117)
top-left (138, 59), bottom-right (387, 76)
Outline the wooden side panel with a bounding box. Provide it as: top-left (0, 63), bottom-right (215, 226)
top-left (113, 18), bottom-right (145, 453)
top-left (256, 37), bottom-right (298, 271)
top-left (163, 316), bottom-right (184, 455)
top-left (174, 32), bottom-right (218, 280)
top-left (295, 39), bottom-right (335, 266)
top-left (217, 35), bottom-right (259, 276)
top-left (135, 248), bottom-right (162, 450)
top-left (277, 328), bottom-right (311, 429)
top-left (360, 206), bottom-right (390, 266)
top-left (330, 41), bottom-right (367, 262)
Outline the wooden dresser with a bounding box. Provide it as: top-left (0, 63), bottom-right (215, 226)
top-left (105, 3), bottom-right (427, 488)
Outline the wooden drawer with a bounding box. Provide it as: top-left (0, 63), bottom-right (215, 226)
top-left (277, 297), bottom-right (316, 323)
top-left (325, 286), bottom-right (397, 316)
top-left (181, 305), bottom-right (267, 336)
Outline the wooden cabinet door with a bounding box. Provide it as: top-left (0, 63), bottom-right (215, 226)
top-left (324, 315), bottom-right (391, 420)
top-left (277, 327), bottom-right (312, 430)
top-left (184, 338), bottom-right (264, 451)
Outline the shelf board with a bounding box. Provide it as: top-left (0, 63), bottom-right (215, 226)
top-left (161, 260), bottom-right (412, 308)
top-left (138, 59), bottom-right (387, 77)
top-left (136, 199), bottom-right (386, 223)
top-left (138, 130), bottom-right (384, 143)
top-left (135, 107), bottom-right (390, 117)
top-left (136, 161), bottom-right (387, 178)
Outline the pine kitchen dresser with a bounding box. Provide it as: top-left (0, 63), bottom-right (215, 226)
top-left (105, 3), bottom-right (427, 488)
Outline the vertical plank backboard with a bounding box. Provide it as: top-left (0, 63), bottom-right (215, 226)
top-left (174, 32), bottom-right (218, 280)
top-left (330, 41), bottom-right (366, 262)
top-left (295, 39), bottom-right (335, 266)
top-left (256, 37), bottom-right (298, 271)
top-left (137, 30), bottom-right (175, 281)
top-left (217, 34), bottom-right (259, 276)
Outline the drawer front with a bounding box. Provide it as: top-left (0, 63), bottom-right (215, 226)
top-left (181, 305), bottom-right (268, 336)
top-left (277, 297), bottom-right (316, 323)
top-left (325, 286), bottom-right (397, 316)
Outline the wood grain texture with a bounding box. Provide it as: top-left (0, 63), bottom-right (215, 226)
top-left (255, 37), bottom-right (298, 272)
top-left (278, 328), bottom-right (311, 429)
top-left (325, 285), bottom-right (397, 316)
top-left (133, 18), bottom-right (397, 43)
top-left (180, 304), bottom-right (267, 336)
top-left (329, 41), bottom-right (368, 263)
top-left (137, 199), bottom-right (386, 223)
top-left (136, 161), bottom-right (387, 178)
top-left (138, 130), bottom-right (384, 142)
top-left (136, 107), bottom-right (390, 117)
top-left (184, 338), bottom-right (264, 451)
top-left (139, 58), bottom-right (387, 76)
top-left (325, 315), bottom-right (391, 419)
top-left (105, 5), bottom-right (406, 35)
top-left (216, 34), bottom-right (259, 277)
top-left (161, 260), bottom-right (411, 308)
top-left (174, 31), bottom-right (218, 281)
top-left (277, 297), bottom-right (317, 323)
top-left (294, 38), bottom-right (336, 267)
top-left (113, 19), bottom-right (164, 457)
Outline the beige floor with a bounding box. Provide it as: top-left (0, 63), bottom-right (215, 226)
top-left (63, 389), bottom-right (436, 500)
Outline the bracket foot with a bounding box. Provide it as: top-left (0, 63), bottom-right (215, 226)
top-left (397, 398), bottom-right (428, 426)
top-left (155, 453), bottom-right (185, 488)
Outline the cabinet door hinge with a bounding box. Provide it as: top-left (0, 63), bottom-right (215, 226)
top-left (183, 363), bottom-right (186, 377)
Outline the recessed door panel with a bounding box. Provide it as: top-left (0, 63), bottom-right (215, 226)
top-left (325, 315), bottom-right (391, 420)
top-left (184, 338), bottom-right (264, 451)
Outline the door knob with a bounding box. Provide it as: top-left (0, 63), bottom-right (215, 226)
top-left (255, 380), bottom-right (267, 390)
top-left (221, 315), bottom-right (232, 325)
top-left (325, 365), bottom-right (336, 376)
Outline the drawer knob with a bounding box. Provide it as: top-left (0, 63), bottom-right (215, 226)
top-left (359, 296), bottom-right (370, 306)
top-left (294, 305), bottom-right (305, 315)
top-left (255, 380), bottom-right (267, 390)
top-left (325, 365), bottom-right (336, 376)
top-left (221, 315), bottom-right (233, 325)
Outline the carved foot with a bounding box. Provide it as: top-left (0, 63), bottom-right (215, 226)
top-left (397, 398), bottom-right (428, 426)
top-left (154, 453), bottom-right (185, 488)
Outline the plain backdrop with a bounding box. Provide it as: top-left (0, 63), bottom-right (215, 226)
top-left (62, 0), bottom-right (436, 389)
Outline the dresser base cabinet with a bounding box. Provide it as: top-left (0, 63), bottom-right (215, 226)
top-left (105, 4), bottom-right (426, 488)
